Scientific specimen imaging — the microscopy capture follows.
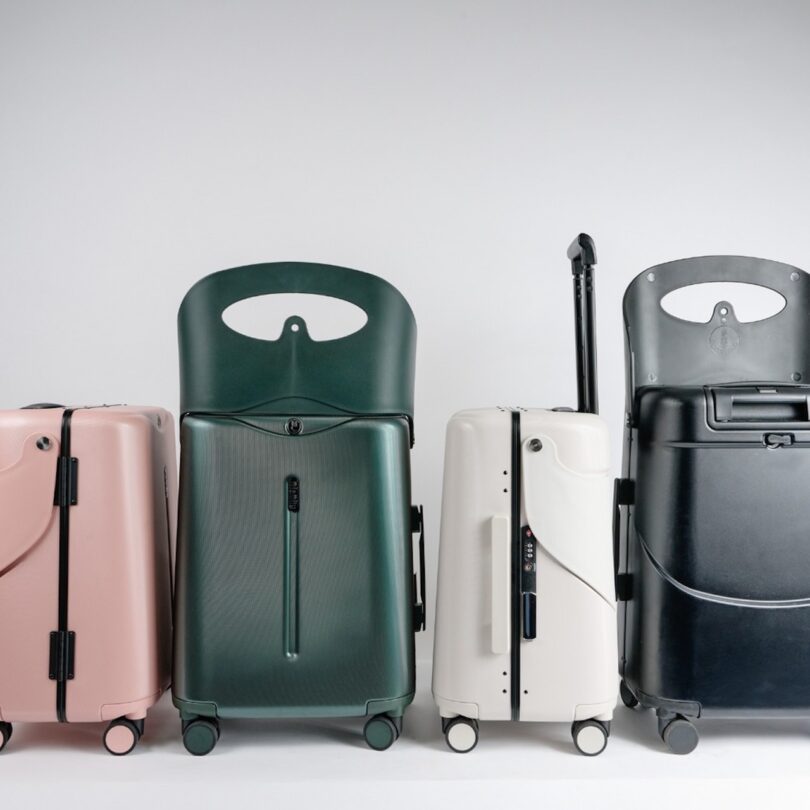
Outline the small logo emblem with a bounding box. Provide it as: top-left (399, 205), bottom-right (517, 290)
top-left (709, 326), bottom-right (740, 355)
top-left (285, 418), bottom-right (303, 435)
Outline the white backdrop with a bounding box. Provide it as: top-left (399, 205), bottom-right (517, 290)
top-left (2, 1), bottom-right (810, 806)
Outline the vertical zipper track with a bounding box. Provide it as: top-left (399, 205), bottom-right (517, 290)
top-left (55, 408), bottom-right (75, 722)
top-left (283, 476), bottom-right (300, 658)
top-left (510, 410), bottom-right (522, 720)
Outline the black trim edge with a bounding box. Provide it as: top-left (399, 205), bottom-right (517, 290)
top-left (510, 410), bottom-right (522, 720)
top-left (54, 408), bottom-right (77, 722)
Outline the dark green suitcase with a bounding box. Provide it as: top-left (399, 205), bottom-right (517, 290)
top-left (172, 262), bottom-right (425, 755)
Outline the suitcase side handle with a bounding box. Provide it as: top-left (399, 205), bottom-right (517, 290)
top-left (623, 256), bottom-right (810, 394)
top-left (613, 478), bottom-right (634, 602)
top-left (411, 505), bottom-right (426, 632)
top-left (568, 233), bottom-right (599, 415)
top-left (178, 262), bottom-right (416, 424)
top-left (490, 515), bottom-right (511, 654)
top-left (612, 478), bottom-right (623, 598)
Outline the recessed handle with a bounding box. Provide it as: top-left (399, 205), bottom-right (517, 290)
top-left (712, 387), bottom-right (810, 424)
top-left (491, 515), bottom-right (511, 655)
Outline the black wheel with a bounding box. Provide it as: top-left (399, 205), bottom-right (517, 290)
top-left (572, 719), bottom-right (609, 756)
top-left (0, 722), bottom-right (12, 753)
top-left (444, 717), bottom-right (479, 753)
top-left (363, 714), bottom-right (399, 751)
top-left (182, 718), bottom-right (220, 756)
top-left (620, 680), bottom-right (639, 709)
top-left (182, 717), bottom-right (220, 739)
top-left (103, 718), bottom-right (141, 756)
top-left (660, 716), bottom-right (699, 755)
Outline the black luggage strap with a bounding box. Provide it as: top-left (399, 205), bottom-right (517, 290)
top-left (613, 478), bottom-right (634, 602)
top-left (411, 505), bottom-right (426, 632)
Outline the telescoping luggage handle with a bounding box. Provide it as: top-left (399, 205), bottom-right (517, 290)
top-left (178, 262), bottom-right (417, 433)
top-left (623, 256), bottom-right (810, 397)
top-left (568, 234), bottom-right (599, 415)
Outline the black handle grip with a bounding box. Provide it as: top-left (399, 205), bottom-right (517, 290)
top-left (22, 403), bottom-right (64, 409)
top-left (568, 233), bottom-right (597, 269)
top-left (569, 233), bottom-right (599, 415)
top-left (712, 387), bottom-right (810, 424)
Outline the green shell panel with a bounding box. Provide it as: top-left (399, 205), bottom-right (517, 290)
top-left (172, 415), bottom-right (416, 718)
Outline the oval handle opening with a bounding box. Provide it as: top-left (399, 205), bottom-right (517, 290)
top-left (661, 282), bottom-right (786, 324)
top-left (222, 293), bottom-right (369, 342)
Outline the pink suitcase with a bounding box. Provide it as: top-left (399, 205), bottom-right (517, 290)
top-left (0, 405), bottom-right (176, 755)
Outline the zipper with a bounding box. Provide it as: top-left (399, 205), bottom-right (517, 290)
top-left (51, 408), bottom-right (78, 722)
top-left (510, 410), bottom-right (522, 720)
top-left (283, 476), bottom-right (300, 658)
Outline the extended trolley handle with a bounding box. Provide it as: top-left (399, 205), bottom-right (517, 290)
top-left (568, 233), bottom-right (599, 415)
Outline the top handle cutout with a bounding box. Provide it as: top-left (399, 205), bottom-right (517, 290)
top-left (660, 282), bottom-right (787, 324)
top-left (623, 255), bottom-right (810, 397)
top-left (222, 293), bottom-right (369, 342)
top-left (178, 262), bottom-right (417, 423)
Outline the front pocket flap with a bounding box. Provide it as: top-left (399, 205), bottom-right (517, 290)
top-left (522, 433), bottom-right (614, 605)
top-left (0, 433), bottom-right (59, 575)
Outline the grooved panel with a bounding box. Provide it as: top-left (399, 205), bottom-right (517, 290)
top-left (173, 415), bottom-right (415, 717)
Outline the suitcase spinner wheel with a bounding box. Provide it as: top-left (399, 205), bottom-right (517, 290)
top-left (0, 722), bottom-right (12, 753)
top-left (363, 714), bottom-right (402, 751)
top-left (657, 714), bottom-right (699, 755)
top-left (619, 680), bottom-right (639, 709)
top-left (181, 717), bottom-right (221, 756)
top-left (103, 718), bottom-right (144, 756)
top-left (442, 717), bottom-right (479, 753)
top-left (571, 720), bottom-right (610, 757)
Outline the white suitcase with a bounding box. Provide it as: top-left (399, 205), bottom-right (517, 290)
top-left (431, 235), bottom-right (618, 755)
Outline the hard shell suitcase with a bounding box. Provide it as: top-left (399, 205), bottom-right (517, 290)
top-left (173, 262), bottom-right (425, 755)
top-left (432, 235), bottom-right (618, 755)
top-left (616, 255), bottom-right (810, 754)
top-left (0, 404), bottom-right (176, 755)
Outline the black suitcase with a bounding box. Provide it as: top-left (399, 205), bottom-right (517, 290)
top-left (615, 255), bottom-right (810, 753)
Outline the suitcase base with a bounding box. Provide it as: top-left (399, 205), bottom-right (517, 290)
top-left (0, 713), bottom-right (150, 757)
top-left (438, 712), bottom-right (613, 756)
top-left (174, 691), bottom-right (413, 721)
top-left (175, 693), bottom-right (413, 755)
top-left (619, 678), bottom-right (810, 755)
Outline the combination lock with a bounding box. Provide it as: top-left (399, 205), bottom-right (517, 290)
top-left (521, 526), bottom-right (537, 640)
